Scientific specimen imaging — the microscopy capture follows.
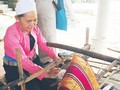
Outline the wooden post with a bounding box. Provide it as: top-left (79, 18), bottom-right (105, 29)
top-left (15, 48), bottom-right (26, 90)
top-left (85, 27), bottom-right (89, 45)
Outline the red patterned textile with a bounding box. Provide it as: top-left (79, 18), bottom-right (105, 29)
top-left (58, 55), bottom-right (99, 90)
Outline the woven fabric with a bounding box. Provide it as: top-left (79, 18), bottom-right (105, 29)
top-left (58, 55), bottom-right (99, 90)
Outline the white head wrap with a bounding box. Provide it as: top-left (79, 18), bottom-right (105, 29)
top-left (15, 0), bottom-right (37, 15)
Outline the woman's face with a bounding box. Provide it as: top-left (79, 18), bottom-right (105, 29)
top-left (17, 11), bottom-right (38, 34)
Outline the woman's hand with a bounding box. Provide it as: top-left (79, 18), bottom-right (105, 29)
top-left (45, 68), bottom-right (60, 78)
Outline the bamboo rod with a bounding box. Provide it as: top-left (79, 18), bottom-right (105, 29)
top-left (97, 60), bottom-right (118, 80)
top-left (17, 59), bottom-right (62, 86)
top-left (108, 48), bottom-right (120, 53)
top-left (0, 58), bottom-right (65, 90)
top-left (99, 70), bottom-right (117, 88)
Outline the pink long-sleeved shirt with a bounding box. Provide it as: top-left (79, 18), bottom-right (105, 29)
top-left (4, 22), bottom-right (57, 80)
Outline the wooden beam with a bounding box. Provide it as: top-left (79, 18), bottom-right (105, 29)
top-left (47, 42), bottom-right (120, 63)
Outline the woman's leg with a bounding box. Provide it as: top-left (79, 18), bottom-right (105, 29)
top-left (3, 64), bottom-right (21, 90)
top-left (3, 64), bottom-right (41, 90)
top-left (39, 78), bottom-right (58, 90)
top-left (25, 78), bottom-right (41, 90)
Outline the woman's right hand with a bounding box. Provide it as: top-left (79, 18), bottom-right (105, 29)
top-left (45, 68), bottom-right (60, 78)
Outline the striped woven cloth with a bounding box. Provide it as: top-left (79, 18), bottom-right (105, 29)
top-left (58, 55), bottom-right (99, 90)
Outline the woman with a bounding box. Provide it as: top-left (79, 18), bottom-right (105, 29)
top-left (3, 0), bottom-right (59, 90)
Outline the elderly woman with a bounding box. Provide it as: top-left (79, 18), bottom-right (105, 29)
top-left (3, 0), bottom-right (60, 90)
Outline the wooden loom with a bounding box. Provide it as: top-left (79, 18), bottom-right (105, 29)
top-left (0, 28), bottom-right (120, 89)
